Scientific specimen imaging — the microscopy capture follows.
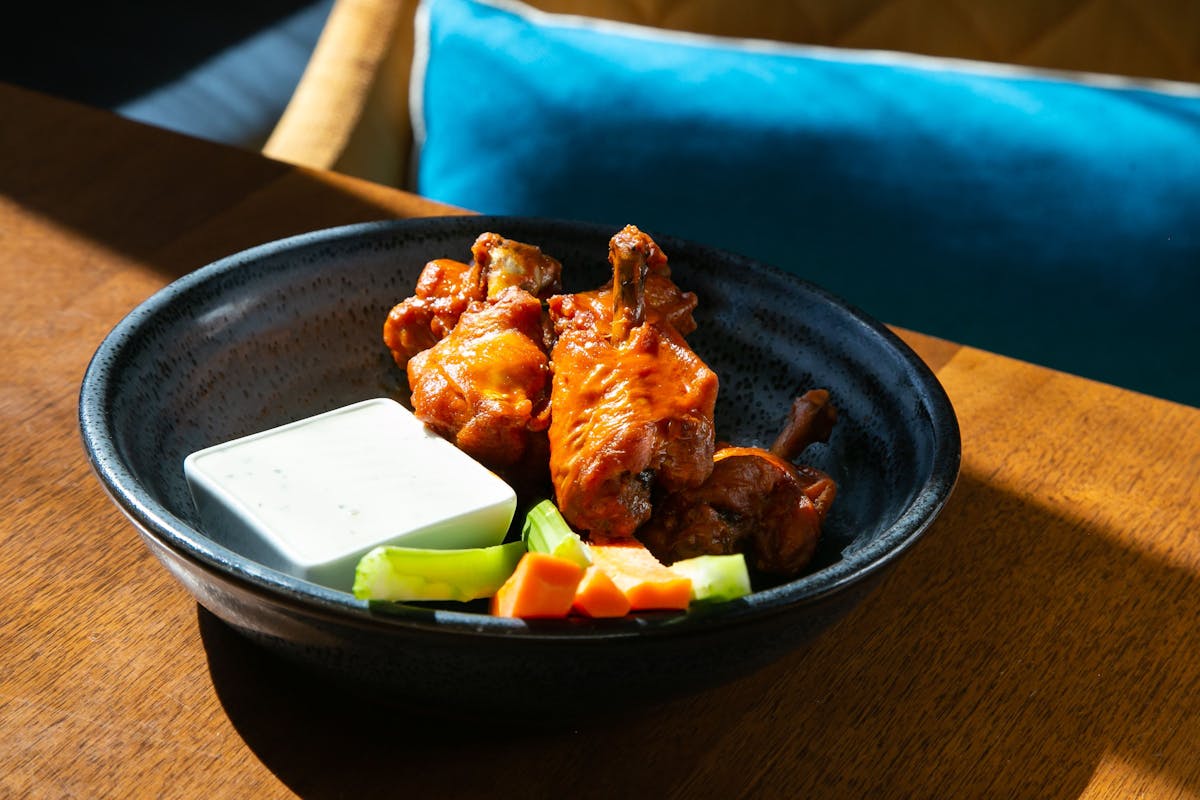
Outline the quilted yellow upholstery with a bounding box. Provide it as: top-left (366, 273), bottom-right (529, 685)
top-left (264, 0), bottom-right (1200, 188)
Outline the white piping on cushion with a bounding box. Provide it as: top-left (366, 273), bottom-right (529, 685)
top-left (409, 0), bottom-right (435, 188)
top-left (478, 0), bottom-right (1200, 98)
top-left (409, 0), bottom-right (1200, 173)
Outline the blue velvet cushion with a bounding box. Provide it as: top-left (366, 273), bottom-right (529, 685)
top-left (413, 0), bottom-right (1200, 406)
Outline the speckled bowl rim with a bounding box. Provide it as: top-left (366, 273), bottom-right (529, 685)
top-left (79, 216), bottom-right (961, 642)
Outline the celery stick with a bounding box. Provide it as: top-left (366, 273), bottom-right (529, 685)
top-left (521, 499), bottom-right (592, 567)
top-left (353, 540), bottom-right (525, 602)
top-left (668, 554), bottom-right (752, 603)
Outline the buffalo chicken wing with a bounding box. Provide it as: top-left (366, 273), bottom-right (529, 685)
top-left (547, 226), bottom-right (718, 538)
top-left (383, 233), bottom-right (562, 367)
top-left (639, 389), bottom-right (838, 575)
top-left (406, 286), bottom-right (552, 480)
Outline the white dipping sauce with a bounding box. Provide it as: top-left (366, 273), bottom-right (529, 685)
top-left (184, 398), bottom-right (517, 591)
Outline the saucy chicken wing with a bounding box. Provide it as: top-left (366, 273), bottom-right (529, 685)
top-left (547, 226), bottom-right (718, 539)
top-left (407, 285), bottom-right (552, 483)
top-left (638, 389), bottom-right (838, 576)
top-left (383, 233), bottom-right (562, 367)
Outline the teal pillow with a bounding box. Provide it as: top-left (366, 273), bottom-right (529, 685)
top-left (413, 0), bottom-right (1200, 406)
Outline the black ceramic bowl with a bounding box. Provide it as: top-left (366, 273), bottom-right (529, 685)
top-left (79, 216), bottom-right (959, 717)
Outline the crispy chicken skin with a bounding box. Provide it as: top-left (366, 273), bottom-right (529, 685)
top-left (547, 226), bottom-right (718, 539)
top-left (407, 286), bottom-right (552, 478)
top-left (639, 389), bottom-right (838, 576)
top-left (382, 233), bottom-right (562, 368)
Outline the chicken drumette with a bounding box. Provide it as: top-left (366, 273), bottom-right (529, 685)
top-left (406, 286), bottom-right (552, 480)
top-left (547, 225), bottom-right (719, 539)
top-left (386, 233), bottom-right (562, 486)
top-left (638, 389), bottom-right (838, 576)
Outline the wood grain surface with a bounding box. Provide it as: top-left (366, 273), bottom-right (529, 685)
top-left (3, 82), bottom-right (1199, 799)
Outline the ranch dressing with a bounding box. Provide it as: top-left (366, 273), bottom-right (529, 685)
top-left (184, 398), bottom-right (516, 591)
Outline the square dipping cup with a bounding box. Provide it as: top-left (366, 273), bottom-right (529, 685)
top-left (184, 398), bottom-right (517, 591)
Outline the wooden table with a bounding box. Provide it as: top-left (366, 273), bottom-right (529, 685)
top-left (4, 81), bottom-right (1200, 799)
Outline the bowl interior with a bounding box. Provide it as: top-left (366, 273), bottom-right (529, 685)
top-left (81, 216), bottom-right (959, 634)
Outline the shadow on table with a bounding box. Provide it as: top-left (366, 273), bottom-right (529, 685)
top-left (0, 83), bottom-right (456, 290)
top-left (198, 471), bottom-right (1200, 798)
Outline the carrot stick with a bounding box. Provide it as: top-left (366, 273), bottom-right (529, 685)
top-left (491, 552), bottom-right (584, 618)
top-left (587, 541), bottom-right (692, 611)
top-left (571, 565), bottom-right (632, 618)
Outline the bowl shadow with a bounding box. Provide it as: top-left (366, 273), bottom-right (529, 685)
top-left (199, 470), bottom-right (1200, 798)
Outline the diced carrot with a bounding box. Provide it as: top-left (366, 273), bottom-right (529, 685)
top-left (571, 565), bottom-right (632, 618)
top-left (587, 541), bottom-right (693, 611)
top-left (491, 552), bottom-right (584, 618)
